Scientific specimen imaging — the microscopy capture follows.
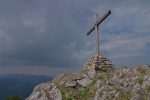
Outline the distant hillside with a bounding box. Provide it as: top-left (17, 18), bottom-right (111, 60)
top-left (0, 74), bottom-right (52, 100)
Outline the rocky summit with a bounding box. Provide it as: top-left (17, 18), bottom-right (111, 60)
top-left (26, 56), bottom-right (150, 100)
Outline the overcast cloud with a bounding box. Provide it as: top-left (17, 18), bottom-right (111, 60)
top-left (0, 0), bottom-right (150, 76)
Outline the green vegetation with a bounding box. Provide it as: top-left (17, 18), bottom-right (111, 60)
top-left (146, 86), bottom-right (150, 93)
top-left (58, 85), bottom-right (92, 100)
top-left (95, 67), bottom-right (108, 73)
top-left (115, 87), bottom-right (132, 100)
top-left (120, 72), bottom-right (126, 79)
top-left (5, 95), bottom-right (22, 100)
top-left (137, 77), bottom-right (144, 85)
top-left (137, 67), bottom-right (147, 74)
top-left (97, 74), bottom-right (108, 83)
top-left (136, 89), bottom-right (148, 100)
top-left (116, 90), bottom-right (131, 100)
top-left (43, 89), bottom-right (50, 98)
top-left (65, 97), bottom-right (74, 100)
top-left (105, 87), bottom-right (114, 92)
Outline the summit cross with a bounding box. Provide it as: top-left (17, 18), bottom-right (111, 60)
top-left (86, 10), bottom-right (111, 56)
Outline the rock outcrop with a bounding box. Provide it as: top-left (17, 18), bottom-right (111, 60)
top-left (26, 56), bottom-right (150, 100)
top-left (26, 82), bottom-right (62, 100)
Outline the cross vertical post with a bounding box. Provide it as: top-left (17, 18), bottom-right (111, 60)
top-left (86, 10), bottom-right (111, 57)
top-left (95, 13), bottom-right (100, 56)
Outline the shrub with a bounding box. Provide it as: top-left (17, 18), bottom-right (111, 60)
top-left (137, 67), bottom-right (147, 74)
top-left (5, 95), bottom-right (22, 100)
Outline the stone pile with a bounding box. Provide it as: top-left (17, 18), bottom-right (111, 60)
top-left (84, 55), bottom-right (114, 71)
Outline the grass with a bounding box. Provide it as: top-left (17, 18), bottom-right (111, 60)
top-left (136, 67), bottom-right (147, 74)
top-left (116, 91), bottom-right (131, 100)
top-left (115, 87), bottom-right (132, 100)
top-left (44, 89), bottom-right (49, 98)
top-left (120, 72), bottom-right (126, 79)
top-left (105, 87), bottom-right (114, 92)
top-left (146, 86), bottom-right (150, 93)
top-left (87, 79), bottom-right (97, 88)
top-left (97, 74), bottom-right (108, 83)
top-left (95, 67), bottom-right (109, 73)
top-left (137, 78), bottom-right (144, 85)
top-left (58, 85), bottom-right (92, 100)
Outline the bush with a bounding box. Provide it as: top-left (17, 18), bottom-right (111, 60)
top-left (5, 95), bottom-right (22, 100)
top-left (137, 67), bottom-right (147, 74)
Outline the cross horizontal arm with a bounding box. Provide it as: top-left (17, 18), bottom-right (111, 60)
top-left (86, 10), bottom-right (111, 36)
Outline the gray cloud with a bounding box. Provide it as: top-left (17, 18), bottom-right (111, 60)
top-left (0, 0), bottom-right (150, 75)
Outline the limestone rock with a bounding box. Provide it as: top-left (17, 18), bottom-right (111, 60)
top-left (64, 72), bottom-right (93, 88)
top-left (26, 82), bottom-right (62, 100)
top-left (26, 56), bottom-right (150, 100)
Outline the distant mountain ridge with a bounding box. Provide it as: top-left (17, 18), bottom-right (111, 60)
top-left (0, 74), bottom-right (52, 100)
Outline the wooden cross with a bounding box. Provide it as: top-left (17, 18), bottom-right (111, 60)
top-left (86, 10), bottom-right (111, 56)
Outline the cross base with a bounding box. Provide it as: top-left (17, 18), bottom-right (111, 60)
top-left (84, 55), bottom-right (114, 71)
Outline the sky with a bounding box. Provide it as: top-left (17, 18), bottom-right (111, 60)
top-left (0, 0), bottom-right (150, 76)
